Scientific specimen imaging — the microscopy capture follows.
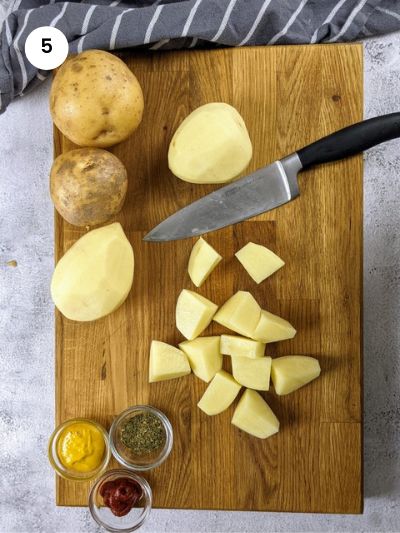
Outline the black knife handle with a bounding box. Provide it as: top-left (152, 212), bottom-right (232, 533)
top-left (297, 112), bottom-right (400, 170)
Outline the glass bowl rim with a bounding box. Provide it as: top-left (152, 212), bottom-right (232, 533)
top-left (48, 417), bottom-right (111, 481)
top-left (88, 468), bottom-right (152, 532)
top-left (109, 405), bottom-right (173, 471)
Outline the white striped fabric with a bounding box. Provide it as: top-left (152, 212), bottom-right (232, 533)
top-left (327, 0), bottom-right (368, 42)
top-left (13, 8), bottom-right (33, 94)
top-left (109, 8), bottom-right (135, 50)
top-left (77, 4), bottom-right (97, 53)
top-left (182, 0), bottom-right (203, 38)
top-left (238, 0), bottom-right (273, 46)
top-left (2, 0), bottom-right (400, 114)
top-left (5, 0), bottom-right (22, 17)
top-left (81, 5), bottom-right (98, 35)
top-left (310, 0), bottom-right (348, 44)
top-left (211, 0), bottom-right (238, 42)
top-left (268, 0), bottom-right (309, 45)
top-left (49, 1), bottom-right (69, 27)
top-left (5, 18), bottom-right (13, 45)
top-left (11, 0), bottom-right (23, 12)
top-left (144, 4), bottom-right (164, 44)
top-left (150, 38), bottom-right (170, 50)
top-left (376, 6), bottom-right (400, 22)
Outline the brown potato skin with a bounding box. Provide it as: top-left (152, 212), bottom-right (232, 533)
top-left (50, 148), bottom-right (128, 227)
top-left (50, 50), bottom-right (144, 148)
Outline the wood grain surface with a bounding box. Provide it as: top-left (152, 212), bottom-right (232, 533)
top-left (54, 44), bottom-right (363, 513)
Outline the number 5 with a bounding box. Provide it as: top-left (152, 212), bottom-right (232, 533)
top-left (42, 38), bottom-right (52, 54)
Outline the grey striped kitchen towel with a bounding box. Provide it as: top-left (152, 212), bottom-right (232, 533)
top-left (1, 0), bottom-right (400, 113)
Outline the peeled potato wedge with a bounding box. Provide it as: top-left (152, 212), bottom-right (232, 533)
top-left (51, 223), bottom-right (134, 322)
top-left (231, 389), bottom-right (279, 439)
top-left (231, 356), bottom-right (272, 391)
top-left (176, 289), bottom-right (218, 340)
top-left (220, 334), bottom-right (265, 358)
top-left (252, 309), bottom-right (296, 343)
top-left (149, 341), bottom-right (191, 383)
top-left (271, 356), bottom-right (321, 395)
top-left (188, 238), bottom-right (222, 287)
top-left (213, 291), bottom-right (261, 338)
top-left (179, 336), bottom-right (222, 382)
top-left (198, 370), bottom-right (241, 415)
top-left (235, 242), bottom-right (284, 284)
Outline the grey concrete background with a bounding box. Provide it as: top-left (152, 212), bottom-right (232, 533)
top-left (1, 28), bottom-right (400, 533)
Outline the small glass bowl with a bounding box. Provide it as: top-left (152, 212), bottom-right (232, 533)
top-left (48, 418), bottom-right (111, 481)
top-left (89, 469), bottom-right (152, 532)
top-left (110, 405), bottom-right (173, 471)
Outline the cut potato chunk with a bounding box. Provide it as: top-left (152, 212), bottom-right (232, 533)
top-left (188, 238), bottom-right (222, 287)
top-left (168, 102), bottom-right (253, 184)
top-left (252, 310), bottom-right (296, 343)
top-left (235, 242), bottom-right (284, 284)
top-left (231, 356), bottom-right (272, 391)
top-left (51, 223), bottom-right (134, 322)
top-left (231, 389), bottom-right (279, 439)
top-left (176, 289), bottom-right (218, 340)
top-left (179, 336), bottom-right (222, 382)
top-left (220, 334), bottom-right (265, 358)
top-left (271, 356), bottom-right (321, 395)
top-left (149, 341), bottom-right (191, 383)
top-left (213, 291), bottom-right (261, 337)
top-left (198, 370), bottom-right (241, 415)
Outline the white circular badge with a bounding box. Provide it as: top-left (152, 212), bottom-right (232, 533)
top-left (25, 26), bottom-right (69, 70)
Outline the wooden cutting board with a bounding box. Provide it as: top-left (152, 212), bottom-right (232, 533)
top-left (54, 44), bottom-right (363, 513)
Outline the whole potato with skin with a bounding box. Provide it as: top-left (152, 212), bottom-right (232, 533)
top-left (50, 50), bottom-right (144, 147)
top-left (50, 148), bottom-right (128, 227)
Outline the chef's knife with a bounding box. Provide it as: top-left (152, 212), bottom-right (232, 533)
top-left (144, 113), bottom-right (400, 242)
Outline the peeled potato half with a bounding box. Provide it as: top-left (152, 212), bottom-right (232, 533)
top-left (168, 103), bottom-right (252, 184)
top-left (51, 223), bottom-right (134, 321)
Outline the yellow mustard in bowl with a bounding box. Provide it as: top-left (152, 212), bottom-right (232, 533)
top-left (57, 421), bottom-right (105, 472)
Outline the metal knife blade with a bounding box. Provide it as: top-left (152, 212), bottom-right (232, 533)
top-left (143, 153), bottom-right (303, 242)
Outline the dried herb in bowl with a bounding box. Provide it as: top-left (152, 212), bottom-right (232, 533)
top-left (121, 412), bottom-right (166, 455)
